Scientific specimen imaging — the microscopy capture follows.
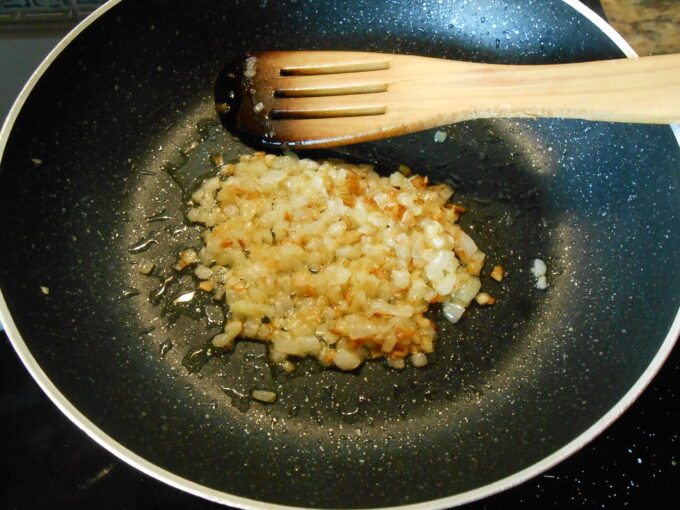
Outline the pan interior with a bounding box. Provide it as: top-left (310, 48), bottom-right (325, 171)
top-left (0, 0), bottom-right (678, 507)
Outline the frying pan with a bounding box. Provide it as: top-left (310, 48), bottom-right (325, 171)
top-left (0, 0), bottom-right (678, 508)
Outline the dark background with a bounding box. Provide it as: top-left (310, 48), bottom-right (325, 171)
top-left (0, 1), bottom-right (677, 508)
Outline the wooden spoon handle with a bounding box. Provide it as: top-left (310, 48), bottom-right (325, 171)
top-left (390, 53), bottom-right (680, 126)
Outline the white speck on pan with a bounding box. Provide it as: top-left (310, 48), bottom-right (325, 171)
top-left (433, 130), bottom-right (447, 143)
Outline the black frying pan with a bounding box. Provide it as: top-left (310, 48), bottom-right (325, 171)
top-left (1, 0), bottom-right (678, 508)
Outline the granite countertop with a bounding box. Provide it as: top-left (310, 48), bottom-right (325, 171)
top-left (602, 0), bottom-right (680, 54)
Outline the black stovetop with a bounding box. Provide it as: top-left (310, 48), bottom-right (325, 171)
top-left (1, 1), bottom-right (678, 508)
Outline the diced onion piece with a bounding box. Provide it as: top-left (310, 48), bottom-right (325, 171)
top-left (531, 258), bottom-right (547, 277)
top-left (281, 361), bottom-right (296, 373)
top-left (433, 273), bottom-right (456, 296)
top-left (424, 250), bottom-right (456, 282)
top-left (198, 280), bottom-right (215, 292)
top-left (442, 301), bottom-right (466, 324)
top-left (490, 265), bottom-right (504, 282)
top-left (243, 56), bottom-right (257, 78)
top-left (391, 269), bottom-right (411, 289)
top-left (269, 349), bottom-right (288, 363)
top-left (251, 390), bottom-right (277, 403)
top-left (230, 300), bottom-right (269, 318)
top-left (451, 274), bottom-right (481, 306)
top-left (370, 300), bottom-right (414, 317)
top-left (195, 264), bottom-right (213, 280)
top-left (475, 292), bottom-right (496, 305)
top-left (212, 320), bottom-right (242, 347)
top-left (455, 231), bottom-right (478, 258)
top-left (410, 352), bottom-right (428, 367)
top-left (242, 318), bottom-right (261, 338)
top-left (175, 248), bottom-right (198, 270)
top-left (397, 164), bottom-right (412, 176)
top-left (387, 358), bottom-right (406, 370)
top-left (333, 349), bottom-right (361, 371)
top-left (138, 260), bottom-right (155, 275)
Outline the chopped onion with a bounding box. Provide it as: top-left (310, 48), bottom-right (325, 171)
top-left (387, 358), bottom-right (406, 370)
top-left (138, 260), bottom-right (155, 275)
top-left (532, 259), bottom-right (548, 289)
top-left (333, 349), bottom-right (361, 370)
top-left (391, 269), bottom-right (411, 289)
top-left (434, 272), bottom-right (456, 296)
top-left (442, 301), bottom-right (466, 324)
top-left (194, 264), bottom-right (213, 280)
top-left (251, 390), bottom-right (277, 403)
top-left (212, 320), bottom-right (243, 347)
top-left (531, 258), bottom-right (547, 277)
top-left (410, 352), bottom-right (428, 367)
top-left (490, 265), bottom-right (504, 282)
top-left (281, 361), bottom-right (296, 373)
top-left (451, 274), bottom-right (481, 306)
top-left (474, 292), bottom-right (496, 305)
top-left (243, 56), bottom-right (257, 78)
top-left (183, 153), bottom-right (488, 371)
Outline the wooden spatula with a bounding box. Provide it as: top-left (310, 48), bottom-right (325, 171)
top-left (215, 51), bottom-right (680, 149)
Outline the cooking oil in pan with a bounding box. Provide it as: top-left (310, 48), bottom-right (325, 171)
top-left (163, 117), bottom-right (253, 203)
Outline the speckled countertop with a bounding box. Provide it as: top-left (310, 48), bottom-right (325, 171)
top-left (602, 0), bottom-right (680, 54)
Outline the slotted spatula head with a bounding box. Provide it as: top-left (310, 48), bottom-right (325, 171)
top-left (215, 51), bottom-right (401, 149)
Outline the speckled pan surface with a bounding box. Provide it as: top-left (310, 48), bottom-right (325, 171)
top-left (0, 0), bottom-right (678, 508)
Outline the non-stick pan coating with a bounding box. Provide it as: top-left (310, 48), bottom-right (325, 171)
top-left (1, 0), bottom-right (678, 507)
